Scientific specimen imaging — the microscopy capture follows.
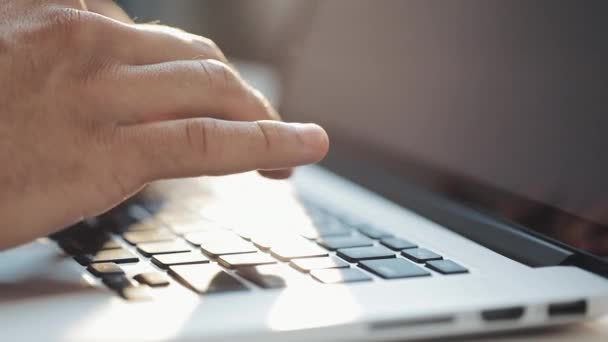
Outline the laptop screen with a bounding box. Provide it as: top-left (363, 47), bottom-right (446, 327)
top-left (281, 1), bottom-right (608, 257)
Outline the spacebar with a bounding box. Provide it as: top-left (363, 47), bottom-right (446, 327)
top-left (168, 264), bottom-right (248, 294)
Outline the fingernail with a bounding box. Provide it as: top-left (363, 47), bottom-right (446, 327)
top-left (295, 123), bottom-right (330, 156)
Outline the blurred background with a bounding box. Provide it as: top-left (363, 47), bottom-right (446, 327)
top-left (117, 0), bottom-right (308, 67)
top-left (117, 0), bottom-right (313, 115)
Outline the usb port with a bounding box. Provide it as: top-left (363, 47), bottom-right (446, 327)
top-left (481, 307), bottom-right (525, 321)
top-left (548, 300), bottom-right (587, 317)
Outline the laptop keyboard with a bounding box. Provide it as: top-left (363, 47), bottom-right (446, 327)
top-left (51, 197), bottom-right (469, 300)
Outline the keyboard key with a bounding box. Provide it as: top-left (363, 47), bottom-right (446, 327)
top-left (87, 263), bottom-right (125, 277)
top-left (50, 221), bottom-right (92, 241)
top-left (402, 248), bottom-right (443, 263)
top-left (136, 240), bottom-right (191, 257)
top-left (299, 219), bottom-right (353, 239)
top-left (169, 264), bottom-right (248, 294)
top-left (311, 268), bottom-right (372, 284)
top-left (218, 253), bottom-right (277, 269)
top-left (317, 235), bottom-right (374, 251)
top-left (103, 271), bottom-right (153, 300)
top-left (237, 265), bottom-right (306, 289)
top-left (119, 285), bottom-right (153, 301)
top-left (184, 231), bottom-right (238, 246)
top-left (426, 260), bottom-right (468, 275)
top-left (123, 230), bottom-right (175, 245)
top-left (169, 219), bottom-right (224, 235)
top-left (103, 274), bottom-right (138, 290)
top-left (231, 228), bottom-right (254, 241)
top-left (75, 249), bottom-right (139, 265)
top-left (289, 256), bottom-right (350, 273)
top-left (337, 246), bottom-right (396, 262)
top-left (359, 259), bottom-right (430, 279)
top-left (121, 221), bottom-right (164, 232)
top-left (60, 237), bottom-right (121, 255)
top-left (199, 236), bottom-right (258, 258)
top-left (134, 272), bottom-right (171, 287)
top-left (155, 208), bottom-right (203, 225)
top-left (270, 239), bottom-right (329, 261)
top-left (151, 251), bottom-right (209, 269)
top-left (380, 237), bottom-right (417, 250)
top-left (101, 206), bottom-right (159, 234)
top-left (250, 233), bottom-right (297, 250)
top-left (357, 226), bottom-right (393, 239)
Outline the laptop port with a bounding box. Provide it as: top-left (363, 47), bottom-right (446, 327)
top-left (548, 300), bottom-right (587, 317)
top-left (481, 307), bottom-right (525, 321)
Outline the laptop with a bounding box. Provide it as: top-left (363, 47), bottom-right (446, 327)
top-left (1, 1), bottom-right (608, 341)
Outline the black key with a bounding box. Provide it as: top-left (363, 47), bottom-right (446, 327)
top-left (237, 265), bottom-right (304, 289)
top-left (232, 228), bottom-right (253, 241)
top-left (50, 221), bottom-right (90, 241)
top-left (402, 248), bottom-right (443, 263)
top-left (134, 272), bottom-right (171, 287)
top-left (199, 236), bottom-right (257, 258)
top-left (122, 221), bottom-right (164, 232)
top-left (55, 223), bottom-right (116, 249)
top-left (151, 251), bottom-right (209, 269)
top-left (317, 235), bottom-right (373, 251)
top-left (123, 230), bottom-right (175, 245)
top-left (289, 256), bottom-right (349, 273)
top-left (102, 272), bottom-right (153, 300)
top-left (75, 249), bottom-right (139, 265)
top-left (60, 237), bottom-right (121, 255)
top-left (357, 226), bottom-right (393, 239)
top-left (169, 219), bottom-right (225, 235)
top-left (300, 219), bottom-right (353, 239)
top-left (103, 274), bottom-right (138, 290)
top-left (426, 260), bottom-right (468, 275)
top-left (300, 228), bottom-right (351, 240)
top-left (218, 252), bottom-right (277, 269)
top-left (169, 264), bottom-right (248, 294)
top-left (136, 240), bottom-right (191, 257)
top-left (338, 215), bottom-right (365, 228)
top-left (270, 239), bottom-right (329, 261)
top-left (311, 268), bottom-right (372, 284)
top-left (184, 231), bottom-right (236, 246)
top-left (119, 285), bottom-right (153, 301)
top-left (250, 233), bottom-right (296, 250)
top-left (101, 204), bottom-right (155, 233)
top-left (155, 208), bottom-right (204, 226)
top-left (337, 246), bottom-right (395, 262)
top-left (87, 263), bottom-right (125, 277)
top-left (359, 259), bottom-right (430, 279)
top-left (380, 237), bottom-right (417, 251)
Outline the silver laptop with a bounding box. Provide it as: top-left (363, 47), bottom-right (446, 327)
top-left (1, 1), bottom-right (608, 341)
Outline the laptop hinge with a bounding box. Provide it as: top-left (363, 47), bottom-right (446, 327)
top-left (323, 158), bottom-right (574, 268)
top-left (403, 191), bottom-right (574, 267)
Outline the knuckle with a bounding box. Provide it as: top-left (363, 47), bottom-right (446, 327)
top-left (256, 121), bottom-right (279, 150)
top-left (184, 119), bottom-right (212, 155)
top-left (34, 7), bottom-right (111, 50)
top-left (47, 8), bottom-right (94, 42)
top-left (197, 59), bottom-right (240, 90)
top-left (197, 37), bottom-right (226, 61)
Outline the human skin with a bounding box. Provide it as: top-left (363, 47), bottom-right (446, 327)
top-left (0, 0), bottom-right (329, 249)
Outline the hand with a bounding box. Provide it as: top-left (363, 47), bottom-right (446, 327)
top-left (0, 0), bottom-right (329, 249)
